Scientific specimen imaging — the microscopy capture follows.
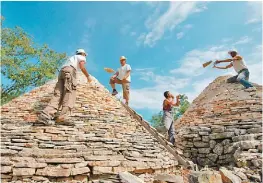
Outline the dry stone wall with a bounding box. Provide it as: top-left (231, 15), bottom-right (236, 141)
top-left (175, 76), bottom-right (262, 171)
top-left (1, 73), bottom-right (179, 183)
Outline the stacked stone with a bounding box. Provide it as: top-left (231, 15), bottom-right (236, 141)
top-left (1, 73), bottom-right (179, 182)
top-left (175, 76), bottom-right (262, 179)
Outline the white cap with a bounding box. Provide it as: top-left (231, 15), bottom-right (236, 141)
top-left (120, 56), bottom-right (127, 60)
top-left (228, 50), bottom-right (238, 55)
top-left (76, 49), bottom-right (87, 55)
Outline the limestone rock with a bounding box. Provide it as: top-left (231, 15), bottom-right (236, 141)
top-left (154, 174), bottom-right (183, 183)
top-left (13, 168), bottom-right (35, 176)
top-left (119, 171), bottom-right (144, 183)
top-left (213, 143), bottom-right (224, 155)
top-left (219, 167), bottom-right (242, 183)
top-left (198, 170), bottom-right (223, 183)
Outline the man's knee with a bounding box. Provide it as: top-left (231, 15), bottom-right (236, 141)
top-left (109, 78), bottom-right (116, 85)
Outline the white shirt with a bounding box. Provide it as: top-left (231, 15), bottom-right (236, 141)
top-left (117, 64), bottom-right (131, 82)
top-left (62, 55), bottom-right (86, 70)
top-left (231, 55), bottom-right (248, 73)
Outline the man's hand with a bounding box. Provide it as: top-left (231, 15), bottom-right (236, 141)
top-left (176, 95), bottom-right (180, 100)
top-left (87, 76), bottom-right (92, 83)
top-left (111, 75), bottom-right (117, 80)
top-left (215, 60), bottom-right (220, 64)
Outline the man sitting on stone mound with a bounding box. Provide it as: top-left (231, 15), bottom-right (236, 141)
top-left (213, 50), bottom-right (256, 90)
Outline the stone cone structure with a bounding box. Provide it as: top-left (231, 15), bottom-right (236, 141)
top-left (1, 73), bottom-right (179, 183)
top-left (175, 76), bottom-right (262, 180)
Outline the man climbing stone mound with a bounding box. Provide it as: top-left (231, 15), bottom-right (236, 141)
top-left (38, 49), bottom-right (92, 125)
top-left (213, 50), bottom-right (255, 90)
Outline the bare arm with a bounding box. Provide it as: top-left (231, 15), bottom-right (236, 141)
top-left (173, 95), bottom-right (180, 106)
top-left (79, 61), bottom-right (91, 81)
top-left (165, 96), bottom-right (180, 107)
top-left (216, 56), bottom-right (242, 64)
top-left (213, 63), bottom-right (233, 69)
top-left (111, 71), bottom-right (119, 79)
top-left (216, 59), bottom-right (232, 63)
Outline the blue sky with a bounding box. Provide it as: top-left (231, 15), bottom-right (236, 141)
top-left (2, 1), bottom-right (262, 121)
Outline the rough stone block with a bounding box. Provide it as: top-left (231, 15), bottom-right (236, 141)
top-left (13, 168), bottom-right (35, 176)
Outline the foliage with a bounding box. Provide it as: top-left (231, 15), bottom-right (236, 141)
top-left (150, 94), bottom-right (190, 129)
top-left (1, 19), bottom-right (67, 105)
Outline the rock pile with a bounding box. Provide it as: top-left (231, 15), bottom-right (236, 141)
top-left (1, 73), bottom-right (262, 183)
top-left (175, 76), bottom-right (262, 182)
top-left (1, 73), bottom-right (179, 182)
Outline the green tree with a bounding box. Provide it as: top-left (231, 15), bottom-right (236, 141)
top-left (1, 18), bottom-right (67, 105)
top-left (150, 94), bottom-right (190, 129)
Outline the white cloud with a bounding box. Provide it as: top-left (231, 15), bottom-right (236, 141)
top-left (233, 36), bottom-right (252, 45)
top-left (245, 2), bottom-right (262, 24)
top-left (176, 32), bottom-right (184, 40)
top-left (170, 47), bottom-right (227, 76)
top-left (137, 2), bottom-right (207, 47)
top-left (129, 77), bottom-right (190, 110)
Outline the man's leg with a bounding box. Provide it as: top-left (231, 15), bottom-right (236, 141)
top-left (56, 89), bottom-right (76, 123)
top-left (122, 82), bottom-right (130, 105)
top-left (38, 72), bottom-right (64, 124)
top-left (226, 75), bottom-right (238, 83)
top-left (168, 121), bottom-right (175, 145)
top-left (109, 78), bottom-right (122, 95)
top-left (237, 70), bottom-right (253, 88)
top-left (56, 67), bottom-right (77, 123)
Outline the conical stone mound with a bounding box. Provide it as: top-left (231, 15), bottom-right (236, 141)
top-left (1, 73), bottom-right (179, 182)
top-left (175, 76), bottom-right (262, 169)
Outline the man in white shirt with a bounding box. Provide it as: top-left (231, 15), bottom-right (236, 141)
top-left (213, 50), bottom-right (254, 89)
top-left (110, 56), bottom-right (131, 105)
top-left (38, 49), bottom-right (92, 125)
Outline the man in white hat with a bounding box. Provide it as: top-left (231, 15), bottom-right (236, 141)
top-left (38, 49), bottom-right (92, 125)
top-left (110, 56), bottom-right (131, 105)
top-left (213, 50), bottom-right (254, 89)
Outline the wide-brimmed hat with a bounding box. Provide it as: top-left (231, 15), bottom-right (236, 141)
top-left (120, 56), bottom-right (127, 61)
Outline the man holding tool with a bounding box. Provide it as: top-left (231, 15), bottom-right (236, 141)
top-left (213, 50), bottom-right (255, 89)
top-left (38, 49), bottom-right (92, 125)
top-left (109, 56), bottom-right (131, 105)
top-left (162, 91), bottom-right (180, 145)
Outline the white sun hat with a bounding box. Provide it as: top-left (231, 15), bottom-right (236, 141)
top-left (120, 56), bottom-right (127, 60)
top-left (76, 49), bottom-right (87, 56)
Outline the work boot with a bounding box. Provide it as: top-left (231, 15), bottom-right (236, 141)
top-left (112, 89), bottom-right (118, 96)
top-left (244, 87), bottom-right (257, 92)
top-left (37, 113), bottom-right (55, 125)
top-left (55, 117), bottom-right (74, 126)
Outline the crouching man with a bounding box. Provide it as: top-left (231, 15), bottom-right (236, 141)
top-left (38, 49), bottom-right (92, 125)
top-left (213, 50), bottom-right (255, 90)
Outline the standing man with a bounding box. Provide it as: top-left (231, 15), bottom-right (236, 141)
top-left (162, 91), bottom-right (180, 145)
top-left (109, 56), bottom-right (131, 105)
top-left (213, 50), bottom-right (254, 89)
top-left (38, 49), bottom-right (92, 125)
